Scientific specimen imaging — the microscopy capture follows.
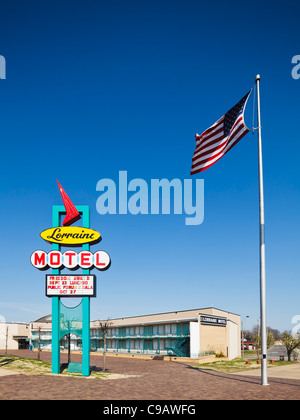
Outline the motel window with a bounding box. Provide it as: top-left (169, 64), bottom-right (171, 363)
top-left (112, 328), bottom-right (119, 337)
top-left (165, 324), bottom-right (177, 335)
top-left (153, 325), bottom-right (164, 336)
top-left (135, 340), bottom-right (143, 350)
top-left (165, 339), bottom-right (171, 348)
top-left (126, 327), bottom-right (130, 336)
top-left (130, 327), bottom-right (134, 336)
top-left (171, 324), bottom-right (177, 334)
top-left (125, 340), bottom-right (134, 349)
top-left (135, 326), bottom-right (143, 336)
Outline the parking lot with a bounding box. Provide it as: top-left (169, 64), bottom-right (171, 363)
top-left (0, 350), bottom-right (299, 400)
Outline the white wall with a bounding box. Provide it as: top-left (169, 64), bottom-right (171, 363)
top-left (189, 321), bottom-right (200, 358)
top-left (227, 320), bottom-right (240, 360)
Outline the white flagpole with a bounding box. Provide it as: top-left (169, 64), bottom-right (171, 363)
top-left (255, 74), bottom-right (269, 386)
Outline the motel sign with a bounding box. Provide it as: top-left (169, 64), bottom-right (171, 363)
top-left (31, 182), bottom-right (111, 376)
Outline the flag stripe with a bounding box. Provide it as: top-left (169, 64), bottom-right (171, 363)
top-left (197, 117), bottom-right (223, 138)
top-left (191, 123), bottom-right (248, 171)
top-left (195, 119), bottom-right (224, 147)
top-left (195, 126), bottom-right (224, 152)
top-left (193, 133), bottom-right (226, 160)
top-left (191, 127), bottom-right (250, 174)
top-left (191, 124), bottom-right (249, 174)
top-left (194, 115), bottom-right (243, 157)
top-left (191, 123), bottom-right (247, 170)
top-left (192, 117), bottom-right (245, 165)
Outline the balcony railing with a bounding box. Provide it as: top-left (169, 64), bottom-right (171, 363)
top-left (90, 333), bottom-right (184, 339)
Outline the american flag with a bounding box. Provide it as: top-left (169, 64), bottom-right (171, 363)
top-left (190, 91), bottom-right (251, 175)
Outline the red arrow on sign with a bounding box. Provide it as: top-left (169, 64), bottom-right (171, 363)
top-left (57, 180), bottom-right (81, 226)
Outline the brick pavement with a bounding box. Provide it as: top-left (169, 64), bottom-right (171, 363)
top-left (0, 350), bottom-right (299, 400)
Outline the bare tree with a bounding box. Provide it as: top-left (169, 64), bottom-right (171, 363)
top-left (254, 331), bottom-right (275, 357)
top-left (98, 319), bottom-right (111, 371)
top-left (65, 320), bottom-right (72, 364)
top-left (254, 333), bottom-right (261, 357)
top-left (281, 331), bottom-right (300, 361)
top-left (5, 326), bottom-right (8, 355)
top-left (37, 326), bottom-right (41, 360)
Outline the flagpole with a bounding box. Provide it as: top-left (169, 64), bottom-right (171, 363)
top-left (255, 74), bottom-right (269, 386)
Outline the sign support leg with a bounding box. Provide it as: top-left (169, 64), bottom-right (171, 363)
top-left (81, 206), bottom-right (91, 376)
top-left (51, 296), bottom-right (60, 374)
top-left (82, 296), bottom-right (90, 376)
top-left (51, 205), bottom-right (62, 374)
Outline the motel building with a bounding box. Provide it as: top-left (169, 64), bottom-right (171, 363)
top-left (0, 307), bottom-right (241, 360)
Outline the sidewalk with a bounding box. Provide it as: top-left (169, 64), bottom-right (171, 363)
top-left (0, 368), bottom-right (20, 377)
top-left (233, 363), bottom-right (300, 380)
top-left (1, 351), bottom-right (299, 400)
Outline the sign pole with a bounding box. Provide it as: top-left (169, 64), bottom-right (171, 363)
top-left (255, 74), bottom-right (269, 386)
top-left (81, 205), bottom-right (91, 376)
top-left (51, 205), bottom-right (62, 374)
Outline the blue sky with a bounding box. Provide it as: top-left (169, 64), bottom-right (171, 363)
top-left (0, 0), bottom-right (299, 333)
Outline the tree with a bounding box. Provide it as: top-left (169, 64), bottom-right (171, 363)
top-left (98, 319), bottom-right (112, 371)
top-left (253, 331), bottom-right (274, 357)
top-left (5, 326), bottom-right (8, 355)
top-left (281, 331), bottom-right (300, 361)
top-left (254, 334), bottom-right (261, 357)
top-left (65, 320), bottom-right (73, 364)
top-left (244, 325), bottom-right (281, 342)
top-left (37, 326), bottom-right (41, 360)
top-left (268, 327), bottom-right (281, 341)
top-left (267, 331), bottom-right (275, 349)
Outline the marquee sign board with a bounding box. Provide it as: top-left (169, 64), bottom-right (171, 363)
top-left (46, 275), bottom-right (96, 297)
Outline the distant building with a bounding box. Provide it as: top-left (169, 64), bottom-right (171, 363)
top-left (0, 322), bottom-right (30, 350)
top-left (242, 340), bottom-right (257, 350)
